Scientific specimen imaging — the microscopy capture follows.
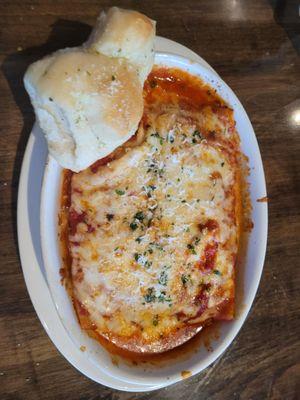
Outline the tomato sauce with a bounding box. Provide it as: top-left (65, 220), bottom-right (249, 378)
top-left (144, 68), bottom-right (224, 110)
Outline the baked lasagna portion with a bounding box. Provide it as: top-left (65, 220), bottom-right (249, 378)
top-left (66, 68), bottom-right (244, 353)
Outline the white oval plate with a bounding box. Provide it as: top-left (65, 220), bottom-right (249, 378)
top-left (18, 37), bottom-right (267, 392)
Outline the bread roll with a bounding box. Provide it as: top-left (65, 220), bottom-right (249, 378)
top-left (87, 7), bottom-right (155, 82)
top-left (24, 8), bottom-right (155, 172)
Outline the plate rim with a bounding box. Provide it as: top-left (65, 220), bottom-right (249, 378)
top-left (18, 37), bottom-right (268, 392)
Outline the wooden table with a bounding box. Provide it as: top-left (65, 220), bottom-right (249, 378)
top-left (0, 1), bottom-right (299, 399)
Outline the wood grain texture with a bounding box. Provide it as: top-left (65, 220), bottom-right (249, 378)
top-left (0, 0), bottom-right (299, 399)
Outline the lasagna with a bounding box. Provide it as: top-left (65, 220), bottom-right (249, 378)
top-left (61, 67), bottom-right (246, 354)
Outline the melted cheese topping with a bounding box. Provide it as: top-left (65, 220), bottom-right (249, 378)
top-left (67, 67), bottom-right (243, 353)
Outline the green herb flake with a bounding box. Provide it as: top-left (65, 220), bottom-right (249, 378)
top-left (111, 75), bottom-right (116, 81)
top-left (143, 287), bottom-right (156, 303)
top-left (193, 130), bottom-right (203, 139)
top-left (157, 291), bottom-right (172, 303)
top-left (130, 222), bottom-right (138, 231)
top-left (181, 274), bottom-right (190, 286)
top-left (115, 189), bottom-right (125, 196)
top-left (134, 211), bottom-right (144, 221)
top-left (192, 130), bottom-right (204, 144)
top-left (135, 236), bottom-right (143, 243)
top-left (106, 213), bottom-right (114, 221)
top-left (213, 269), bottom-right (222, 276)
top-left (187, 244), bottom-right (196, 254)
top-left (158, 270), bottom-right (168, 286)
top-left (152, 314), bottom-right (159, 326)
top-left (151, 132), bottom-right (163, 145)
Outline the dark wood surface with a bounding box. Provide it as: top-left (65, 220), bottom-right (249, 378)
top-left (0, 1), bottom-right (299, 399)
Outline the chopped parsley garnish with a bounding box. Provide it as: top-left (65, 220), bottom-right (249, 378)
top-left (158, 270), bottom-right (168, 286)
top-left (213, 269), bottom-right (222, 276)
top-left (181, 274), bottom-right (190, 286)
top-left (115, 189), bottom-right (125, 195)
top-left (143, 288), bottom-right (171, 305)
top-left (134, 253), bottom-right (152, 268)
top-left (130, 222), bottom-right (138, 230)
top-left (129, 211), bottom-right (147, 231)
top-left (49, 97), bottom-right (53, 102)
top-left (135, 236), bottom-right (143, 243)
top-left (146, 160), bottom-right (165, 177)
top-left (134, 211), bottom-right (144, 222)
top-left (151, 132), bottom-right (163, 145)
top-left (111, 75), bottom-right (115, 81)
top-left (221, 162), bottom-right (225, 167)
top-left (142, 184), bottom-right (157, 198)
top-left (153, 314), bottom-right (159, 326)
top-left (157, 291), bottom-right (172, 303)
top-left (106, 213), bottom-right (114, 221)
top-left (149, 242), bottom-right (164, 251)
top-left (193, 130), bottom-right (203, 139)
top-left (187, 244), bottom-right (196, 254)
top-left (192, 130), bottom-right (204, 144)
top-left (144, 287), bottom-right (156, 303)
